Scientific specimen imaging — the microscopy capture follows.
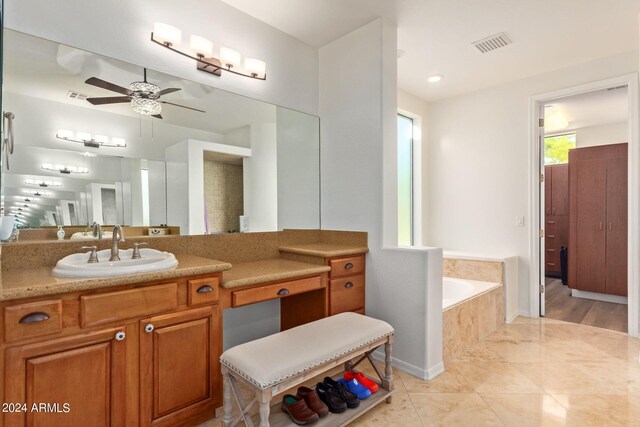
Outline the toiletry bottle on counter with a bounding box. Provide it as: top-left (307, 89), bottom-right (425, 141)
top-left (57, 226), bottom-right (65, 240)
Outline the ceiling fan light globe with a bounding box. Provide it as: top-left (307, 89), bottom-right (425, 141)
top-left (131, 98), bottom-right (162, 115)
top-left (129, 81), bottom-right (160, 95)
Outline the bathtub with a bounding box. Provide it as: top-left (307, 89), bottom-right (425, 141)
top-left (442, 277), bottom-right (502, 310)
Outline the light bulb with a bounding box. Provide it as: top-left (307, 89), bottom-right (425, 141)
top-left (190, 35), bottom-right (213, 58)
top-left (220, 47), bottom-right (241, 68)
top-left (244, 58), bottom-right (266, 78)
top-left (153, 23), bottom-right (181, 46)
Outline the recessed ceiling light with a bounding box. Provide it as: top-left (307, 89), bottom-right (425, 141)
top-left (427, 74), bottom-right (443, 83)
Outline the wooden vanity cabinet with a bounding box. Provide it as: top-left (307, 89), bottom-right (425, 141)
top-left (1, 273), bottom-right (223, 427)
top-left (327, 254), bottom-right (366, 315)
top-left (4, 326), bottom-right (127, 427)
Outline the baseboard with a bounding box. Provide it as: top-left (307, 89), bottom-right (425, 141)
top-left (571, 289), bottom-right (628, 305)
top-left (517, 308), bottom-right (531, 317)
top-left (371, 351), bottom-right (443, 380)
top-left (506, 312), bottom-right (519, 324)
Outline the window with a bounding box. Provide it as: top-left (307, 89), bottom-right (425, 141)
top-left (398, 114), bottom-right (414, 246)
top-left (544, 133), bottom-right (576, 165)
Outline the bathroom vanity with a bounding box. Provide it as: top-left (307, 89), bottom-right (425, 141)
top-left (0, 230), bottom-right (367, 427)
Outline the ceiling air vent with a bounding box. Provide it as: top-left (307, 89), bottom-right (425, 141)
top-left (66, 90), bottom-right (89, 101)
top-left (472, 32), bottom-right (512, 54)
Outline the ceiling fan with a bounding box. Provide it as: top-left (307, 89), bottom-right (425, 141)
top-left (84, 68), bottom-right (205, 119)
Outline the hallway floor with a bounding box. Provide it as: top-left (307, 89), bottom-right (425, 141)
top-left (202, 317), bottom-right (640, 426)
top-left (545, 277), bottom-right (627, 333)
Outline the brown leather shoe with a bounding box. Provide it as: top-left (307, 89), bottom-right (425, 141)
top-left (281, 394), bottom-right (320, 425)
top-left (297, 386), bottom-right (330, 417)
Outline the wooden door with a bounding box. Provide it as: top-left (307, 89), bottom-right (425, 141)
top-left (605, 155), bottom-right (628, 296)
top-left (4, 327), bottom-right (127, 427)
top-left (140, 306), bottom-right (220, 427)
top-left (573, 159), bottom-right (607, 293)
top-left (544, 165), bottom-right (552, 215)
top-left (551, 164), bottom-right (569, 215)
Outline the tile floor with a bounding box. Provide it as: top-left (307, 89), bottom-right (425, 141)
top-left (202, 316), bottom-right (640, 426)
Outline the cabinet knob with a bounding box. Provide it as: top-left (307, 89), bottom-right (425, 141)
top-left (344, 282), bottom-right (354, 289)
top-left (197, 285), bottom-right (214, 293)
top-left (277, 288), bottom-right (289, 296)
top-left (144, 324), bottom-right (155, 333)
top-left (344, 263), bottom-right (354, 270)
top-left (115, 331), bottom-right (126, 341)
top-left (19, 312), bottom-right (49, 324)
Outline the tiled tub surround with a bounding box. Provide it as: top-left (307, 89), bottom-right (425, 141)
top-left (0, 229), bottom-right (367, 300)
top-left (442, 256), bottom-right (507, 362)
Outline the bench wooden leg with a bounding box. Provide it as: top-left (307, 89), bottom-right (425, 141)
top-left (384, 335), bottom-right (394, 403)
top-left (258, 388), bottom-right (272, 427)
top-left (223, 369), bottom-right (234, 427)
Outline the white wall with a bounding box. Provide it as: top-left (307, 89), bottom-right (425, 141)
top-left (5, 0), bottom-right (319, 116)
top-left (574, 121), bottom-right (629, 148)
top-left (320, 19), bottom-right (443, 379)
top-left (243, 124), bottom-right (278, 232)
top-left (276, 108), bottom-right (320, 230)
top-left (426, 49), bottom-right (639, 316)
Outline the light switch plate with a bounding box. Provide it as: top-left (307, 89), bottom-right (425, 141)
top-left (515, 216), bottom-right (525, 227)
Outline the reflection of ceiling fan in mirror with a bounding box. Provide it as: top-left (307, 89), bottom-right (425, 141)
top-left (84, 68), bottom-right (205, 119)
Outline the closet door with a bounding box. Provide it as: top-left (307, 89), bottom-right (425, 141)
top-left (605, 155), bottom-right (628, 296)
top-left (574, 159), bottom-right (607, 294)
top-left (551, 164), bottom-right (569, 215)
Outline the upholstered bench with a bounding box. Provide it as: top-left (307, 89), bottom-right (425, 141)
top-left (220, 312), bottom-right (395, 427)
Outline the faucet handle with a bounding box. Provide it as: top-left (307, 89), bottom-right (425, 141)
top-left (81, 246), bottom-right (99, 263)
top-left (132, 242), bottom-right (149, 259)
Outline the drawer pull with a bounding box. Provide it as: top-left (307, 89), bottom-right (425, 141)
top-left (19, 312), bottom-right (50, 324)
top-left (547, 249), bottom-right (556, 252)
top-left (547, 220), bottom-right (556, 224)
top-left (344, 263), bottom-right (354, 270)
top-left (547, 234), bottom-right (556, 238)
top-left (196, 285), bottom-right (214, 293)
top-left (547, 263), bottom-right (556, 266)
top-left (277, 288), bottom-right (290, 296)
top-left (344, 282), bottom-right (354, 289)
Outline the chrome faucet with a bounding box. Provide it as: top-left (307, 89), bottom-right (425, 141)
top-left (92, 222), bottom-right (103, 239)
top-left (109, 225), bottom-right (125, 261)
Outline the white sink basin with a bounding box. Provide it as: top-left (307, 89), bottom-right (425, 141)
top-left (52, 248), bottom-right (178, 278)
top-left (70, 231), bottom-right (113, 241)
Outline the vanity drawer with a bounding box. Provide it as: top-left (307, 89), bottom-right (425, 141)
top-left (232, 276), bottom-right (323, 308)
top-left (80, 283), bottom-right (178, 327)
top-left (329, 275), bottom-right (365, 315)
top-left (188, 277), bottom-right (220, 306)
top-left (329, 255), bottom-right (364, 278)
top-left (4, 299), bottom-right (63, 343)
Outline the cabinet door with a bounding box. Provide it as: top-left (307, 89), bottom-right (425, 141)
top-left (605, 156), bottom-right (628, 296)
top-left (4, 327), bottom-right (127, 427)
top-left (551, 164), bottom-right (569, 215)
top-left (573, 159), bottom-right (607, 293)
top-left (544, 165), bottom-right (552, 215)
top-left (140, 306), bottom-right (220, 427)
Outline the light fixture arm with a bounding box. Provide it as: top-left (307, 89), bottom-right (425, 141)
top-left (150, 33), bottom-right (267, 80)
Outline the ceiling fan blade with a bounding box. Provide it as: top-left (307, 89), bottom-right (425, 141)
top-left (157, 87), bottom-right (181, 96)
top-left (85, 77), bottom-right (132, 95)
top-left (160, 101), bottom-right (206, 113)
top-left (152, 114), bottom-right (163, 119)
top-left (86, 96), bottom-right (132, 105)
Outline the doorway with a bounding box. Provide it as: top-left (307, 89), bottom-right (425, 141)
top-left (529, 74), bottom-right (640, 336)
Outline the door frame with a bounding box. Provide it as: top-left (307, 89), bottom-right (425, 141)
top-left (528, 73), bottom-right (640, 337)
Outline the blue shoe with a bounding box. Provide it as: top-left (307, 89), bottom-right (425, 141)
top-left (337, 378), bottom-right (371, 400)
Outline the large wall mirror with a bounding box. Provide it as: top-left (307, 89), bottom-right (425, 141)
top-left (1, 30), bottom-right (320, 239)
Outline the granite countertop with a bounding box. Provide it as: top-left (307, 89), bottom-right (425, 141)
top-left (221, 258), bottom-right (331, 289)
top-left (278, 243), bottom-right (369, 258)
top-left (0, 255), bottom-right (232, 301)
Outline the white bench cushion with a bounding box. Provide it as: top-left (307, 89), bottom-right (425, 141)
top-left (220, 312), bottom-right (394, 389)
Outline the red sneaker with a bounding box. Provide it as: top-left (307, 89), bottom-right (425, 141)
top-left (343, 371), bottom-right (378, 393)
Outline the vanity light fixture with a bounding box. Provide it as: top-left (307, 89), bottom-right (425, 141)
top-left (41, 163), bottom-right (89, 175)
top-left (23, 189), bottom-right (53, 197)
top-left (56, 130), bottom-right (127, 148)
top-left (25, 179), bottom-right (62, 188)
top-left (151, 23), bottom-right (267, 80)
